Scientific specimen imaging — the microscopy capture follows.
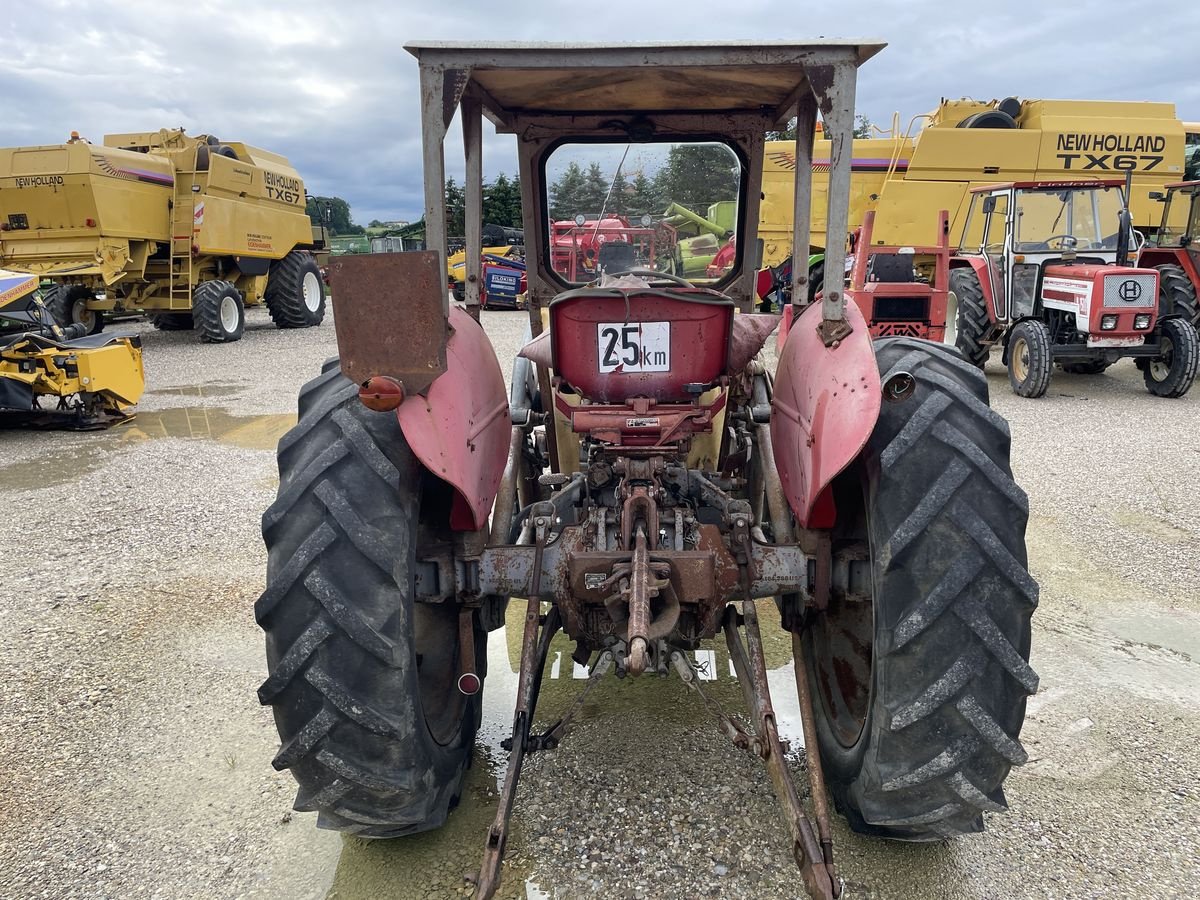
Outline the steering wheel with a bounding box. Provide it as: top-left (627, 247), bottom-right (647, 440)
top-left (1043, 234), bottom-right (1079, 250)
top-left (607, 267), bottom-right (692, 286)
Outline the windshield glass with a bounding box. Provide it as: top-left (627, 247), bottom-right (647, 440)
top-left (1013, 186), bottom-right (1124, 252)
top-left (543, 140), bottom-right (742, 285)
top-left (1159, 186), bottom-right (1197, 247)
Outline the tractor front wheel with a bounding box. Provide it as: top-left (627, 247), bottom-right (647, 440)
top-left (43, 284), bottom-right (103, 336)
top-left (265, 251), bottom-right (327, 328)
top-left (946, 269), bottom-right (991, 368)
top-left (257, 362), bottom-right (484, 837)
top-left (1155, 263), bottom-right (1199, 327)
top-left (1006, 320), bottom-right (1052, 398)
top-left (803, 338), bottom-right (1038, 841)
top-left (1144, 316), bottom-right (1199, 398)
top-left (193, 280), bottom-right (245, 343)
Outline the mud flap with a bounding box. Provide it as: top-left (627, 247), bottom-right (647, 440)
top-left (771, 301), bottom-right (881, 528)
top-left (397, 306), bottom-right (510, 530)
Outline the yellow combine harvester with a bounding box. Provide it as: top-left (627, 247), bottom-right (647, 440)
top-left (0, 269), bottom-right (143, 427)
top-left (0, 128), bottom-right (326, 343)
top-left (759, 97), bottom-right (1193, 286)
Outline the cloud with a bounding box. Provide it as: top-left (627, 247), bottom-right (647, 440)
top-left (1, 0), bottom-right (1197, 223)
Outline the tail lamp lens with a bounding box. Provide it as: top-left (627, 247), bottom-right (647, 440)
top-left (358, 375), bottom-right (406, 411)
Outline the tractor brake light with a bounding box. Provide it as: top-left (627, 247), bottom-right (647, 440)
top-left (1101, 315), bottom-right (1118, 330)
top-left (1134, 314), bottom-right (1152, 329)
top-left (358, 375), bottom-right (406, 411)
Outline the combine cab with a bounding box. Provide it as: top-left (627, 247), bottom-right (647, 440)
top-left (947, 180), bottom-right (1199, 397)
top-left (255, 42), bottom-right (1039, 900)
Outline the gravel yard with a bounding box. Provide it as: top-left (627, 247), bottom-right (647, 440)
top-left (1, 305), bottom-right (1198, 900)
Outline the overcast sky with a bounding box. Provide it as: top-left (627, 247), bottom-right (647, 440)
top-left (3, 1), bottom-right (1197, 224)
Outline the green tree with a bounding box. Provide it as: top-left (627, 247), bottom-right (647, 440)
top-left (606, 170), bottom-right (630, 216)
top-left (445, 177), bottom-right (465, 236)
top-left (655, 145), bottom-right (738, 213)
top-left (578, 163), bottom-right (610, 215)
top-left (628, 171), bottom-right (662, 216)
top-left (483, 172), bottom-right (523, 229)
top-left (305, 195), bottom-right (363, 235)
top-left (549, 161), bottom-right (587, 220)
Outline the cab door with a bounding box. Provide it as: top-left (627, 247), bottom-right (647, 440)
top-left (980, 190), bottom-right (1012, 321)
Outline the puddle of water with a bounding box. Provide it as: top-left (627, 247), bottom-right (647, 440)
top-left (147, 382), bottom-right (246, 399)
top-left (0, 439), bottom-right (110, 491)
top-left (113, 407), bottom-right (295, 451)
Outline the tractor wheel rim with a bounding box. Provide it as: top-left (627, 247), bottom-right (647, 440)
top-left (72, 298), bottom-right (95, 330)
top-left (1150, 336), bottom-right (1174, 381)
top-left (1013, 336), bottom-right (1030, 383)
top-left (219, 294), bottom-right (239, 333)
top-left (943, 291), bottom-right (959, 347)
top-left (302, 271), bottom-right (321, 312)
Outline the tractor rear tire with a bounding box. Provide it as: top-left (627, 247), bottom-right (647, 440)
top-left (265, 251), bottom-right (326, 328)
top-left (193, 280), bottom-right (245, 343)
top-left (257, 363), bottom-right (484, 837)
top-left (151, 312), bottom-right (195, 331)
top-left (803, 337), bottom-right (1038, 841)
top-left (1006, 320), bottom-right (1052, 398)
top-left (947, 269), bottom-right (992, 368)
top-left (43, 284), bottom-right (104, 336)
top-left (1060, 359), bottom-right (1111, 375)
top-left (1144, 316), bottom-right (1199, 398)
top-left (1154, 263), bottom-right (1199, 327)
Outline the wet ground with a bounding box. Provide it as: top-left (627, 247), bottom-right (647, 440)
top-left (1, 305), bottom-right (1198, 899)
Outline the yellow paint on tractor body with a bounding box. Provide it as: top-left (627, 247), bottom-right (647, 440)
top-left (0, 129), bottom-right (318, 314)
top-left (759, 98), bottom-right (1189, 266)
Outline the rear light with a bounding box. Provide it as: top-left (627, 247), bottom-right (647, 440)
top-left (358, 375), bottom-right (405, 411)
top-left (1101, 315), bottom-right (1118, 330)
top-left (85, 218), bottom-right (96, 227)
top-left (1134, 314), bottom-right (1152, 330)
top-left (0, 223), bottom-right (8, 231)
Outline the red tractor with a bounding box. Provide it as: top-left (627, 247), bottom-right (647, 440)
top-left (774, 208), bottom-right (953, 347)
top-left (550, 213), bottom-right (674, 281)
top-left (946, 180), bottom-right (1199, 398)
top-left (257, 43), bottom-right (1038, 900)
top-left (1140, 179), bottom-right (1200, 325)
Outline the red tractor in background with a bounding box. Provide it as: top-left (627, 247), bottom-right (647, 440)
top-left (257, 42), bottom-right (1039, 900)
top-left (1140, 180), bottom-right (1200, 325)
top-left (550, 213), bottom-right (675, 281)
top-left (774, 209), bottom-right (953, 348)
top-left (946, 180), bottom-right (1199, 398)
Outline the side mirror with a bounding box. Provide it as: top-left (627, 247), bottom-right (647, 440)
top-left (982, 196), bottom-right (997, 214)
top-left (1149, 191), bottom-right (1165, 202)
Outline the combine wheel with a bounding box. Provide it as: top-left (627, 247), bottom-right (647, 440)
top-left (1006, 320), bottom-right (1052, 398)
top-left (257, 362), bottom-right (484, 837)
top-left (946, 269), bottom-right (991, 368)
top-left (1155, 263), bottom-right (1199, 327)
top-left (151, 312), bottom-right (195, 331)
top-left (265, 251), bottom-right (327, 328)
top-left (43, 284), bottom-right (103, 335)
top-left (1144, 316), bottom-right (1199, 398)
top-left (803, 338), bottom-right (1038, 841)
top-left (192, 280), bottom-right (245, 343)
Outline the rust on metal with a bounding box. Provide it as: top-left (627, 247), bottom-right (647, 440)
top-left (330, 251), bottom-right (448, 394)
top-left (792, 630), bottom-right (837, 878)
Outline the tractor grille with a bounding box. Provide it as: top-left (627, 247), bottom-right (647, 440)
top-left (1102, 273), bottom-right (1156, 309)
top-left (873, 295), bottom-right (929, 321)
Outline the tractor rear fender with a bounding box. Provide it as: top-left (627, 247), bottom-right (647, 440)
top-left (950, 256), bottom-right (1000, 320)
top-left (396, 306), bottom-right (510, 531)
top-left (771, 300), bottom-right (882, 529)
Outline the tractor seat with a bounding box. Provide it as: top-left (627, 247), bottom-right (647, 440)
top-left (866, 253), bottom-right (915, 283)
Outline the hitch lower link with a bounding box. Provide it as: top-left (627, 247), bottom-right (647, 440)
top-left (474, 517), bottom-right (839, 900)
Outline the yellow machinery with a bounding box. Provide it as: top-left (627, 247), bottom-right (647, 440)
top-left (0, 128), bottom-right (327, 343)
top-left (0, 269), bottom-right (143, 427)
top-left (759, 97), bottom-right (1190, 271)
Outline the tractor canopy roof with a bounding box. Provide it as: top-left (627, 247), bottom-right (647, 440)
top-left (403, 41), bottom-right (883, 122)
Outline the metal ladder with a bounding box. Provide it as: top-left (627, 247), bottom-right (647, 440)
top-left (168, 146), bottom-right (198, 311)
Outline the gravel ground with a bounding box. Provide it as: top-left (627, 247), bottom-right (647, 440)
top-left (1, 304), bottom-right (1198, 900)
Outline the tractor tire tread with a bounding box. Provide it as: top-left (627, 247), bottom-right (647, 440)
top-left (1144, 316), bottom-right (1199, 398)
top-left (947, 269), bottom-right (992, 368)
top-left (257, 363), bottom-right (475, 838)
top-left (1007, 320), bottom-right (1052, 398)
top-left (265, 250), bottom-right (326, 329)
top-left (828, 337), bottom-right (1037, 841)
top-left (193, 280), bottom-right (244, 343)
top-left (1155, 263), bottom-right (1200, 327)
